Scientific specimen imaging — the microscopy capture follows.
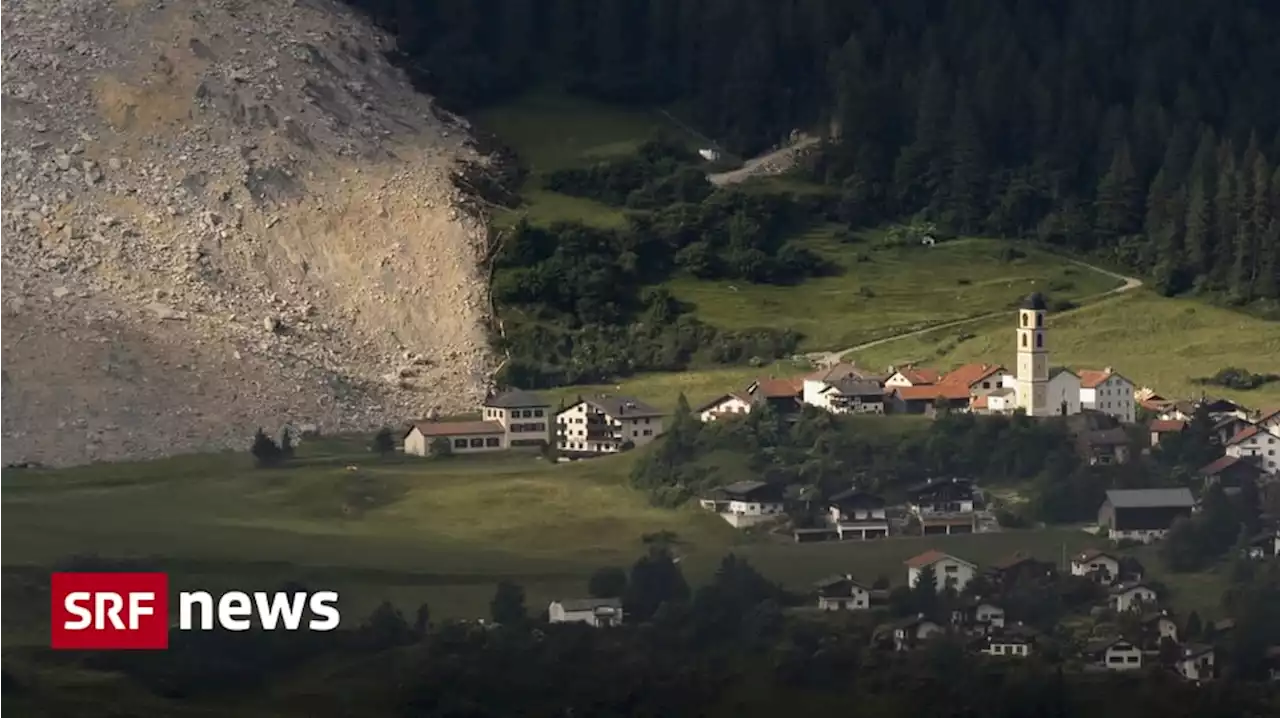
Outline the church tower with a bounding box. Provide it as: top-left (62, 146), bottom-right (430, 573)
top-left (1015, 292), bottom-right (1050, 416)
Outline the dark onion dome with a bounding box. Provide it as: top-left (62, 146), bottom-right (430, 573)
top-left (1020, 292), bottom-right (1048, 310)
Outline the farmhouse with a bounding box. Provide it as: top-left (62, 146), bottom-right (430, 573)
top-left (985, 552), bottom-right (1056, 588)
top-left (976, 628), bottom-right (1036, 658)
top-left (814, 574), bottom-right (871, 611)
top-left (953, 599), bottom-right (1006, 631)
top-left (890, 383), bottom-right (973, 415)
top-left (885, 366), bottom-right (941, 388)
top-left (972, 387), bottom-right (1017, 415)
top-left (907, 478), bottom-right (977, 535)
top-left (1224, 424), bottom-right (1280, 475)
top-left (905, 550), bottom-right (978, 593)
top-left (1078, 368), bottom-right (1136, 423)
top-left (548, 598), bottom-right (623, 627)
top-left (1110, 581), bottom-right (1159, 613)
top-left (1148, 419), bottom-right (1187, 447)
top-left (483, 390), bottom-right (552, 447)
top-left (404, 420), bottom-right (507, 456)
top-left (556, 395), bottom-right (663, 456)
top-left (695, 392), bottom-right (753, 422)
top-left (404, 389), bottom-right (553, 456)
top-left (827, 488), bottom-right (889, 540)
top-left (747, 377), bottom-right (804, 414)
top-left (1097, 488), bottom-right (1195, 542)
top-left (877, 614), bottom-right (946, 651)
top-left (712, 481), bottom-right (786, 528)
top-left (941, 362), bottom-right (1009, 398)
top-left (1075, 427), bottom-right (1133, 465)
top-left (1071, 549), bottom-right (1122, 584)
top-left (1084, 637), bottom-right (1143, 671)
top-left (819, 378), bottom-right (886, 415)
top-left (1198, 454), bottom-right (1266, 489)
top-left (1176, 644), bottom-right (1215, 681)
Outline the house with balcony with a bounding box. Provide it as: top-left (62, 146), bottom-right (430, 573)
top-left (818, 378), bottom-right (886, 415)
top-left (556, 395), bottom-right (663, 457)
top-left (907, 477), bottom-right (977, 535)
top-left (827, 488), bottom-right (889, 540)
top-left (706, 481), bottom-right (786, 528)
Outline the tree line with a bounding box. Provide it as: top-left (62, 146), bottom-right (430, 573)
top-left (349, 0), bottom-right (1280, 306)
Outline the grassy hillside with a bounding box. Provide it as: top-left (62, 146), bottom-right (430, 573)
top-left (845, 290), bottom-right (1280, 407)
top-left (665, 232), bottom-right (1121, 351)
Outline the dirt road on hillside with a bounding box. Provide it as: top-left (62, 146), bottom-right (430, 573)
top-left (708, 136), bottom-right (821, 186)
top-left (803, 259), bottom-right (1145, 367)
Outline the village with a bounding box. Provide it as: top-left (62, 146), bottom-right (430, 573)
top-left (397, 293), bottom-right (1280, 680)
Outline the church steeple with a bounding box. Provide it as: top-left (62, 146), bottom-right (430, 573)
top-left (1015, 293), bottom-right (1050, 416)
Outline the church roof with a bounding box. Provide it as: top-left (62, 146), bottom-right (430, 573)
top-left (1020, 292), bottom-right (1048, 310)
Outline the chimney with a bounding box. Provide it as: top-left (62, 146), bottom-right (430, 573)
top-left (1104, 366), bottom-right (1113, 374)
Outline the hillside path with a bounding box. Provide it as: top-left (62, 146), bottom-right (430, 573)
top-left (707, 135), bottom-right (822, 186)
top-left (803, 258), bottom-right (1144, 367)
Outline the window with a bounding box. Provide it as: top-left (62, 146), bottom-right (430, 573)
top-left (485, 437), bottom-right (500, 447)
top-left (643, 430), bottom-right (652, 436)
top-left (469, 438), bottom-right (484, 448)
top-left (944, 565), bottom-right (958, 573)
top-left (1035, 333), bottom-right (1043, 348)
top-left (1021, 334), bottom-right (1028, 348)
top-left (1036, 314), bottom-right (1043, 328)
top-left (1021, 314), bottom-right (1028, 327)
top-left (1126, 655), bottom-right (1139, 663)
top-left (453, 439), bottom-right (466, 449)
top-left (534, 409), bottom-right (544, 417)
top-left (644, 418), bottom-right (651, 425)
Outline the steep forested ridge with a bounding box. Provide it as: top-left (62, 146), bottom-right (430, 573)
top-left (349, 0), bottom-right (1280, 304)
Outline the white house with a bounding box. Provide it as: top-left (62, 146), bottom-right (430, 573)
top-left (980, 631), bottom-right (1034, 658)
top-left (1110, 581), bottom-right (1159, 613)
top-left (818, 378), bottom-right (886, 415)
top-left (556, 395), bottom-right (663, 456)
top-left (1078, 368), bottom-right (1136, 423)
top-left (548, 598), bottom-right (623, 627)
top-left (713, 481), bottom-right (786, 528)
top-left (974, 387), bottom-right (1017, 415)
top-left (905, 550), bottom-right (977, 593)
top-left (1224, 424), bottom-right (1280, 475)
top-left (881, 615), bottom-right (946, 651)
top-left (1176, 644), bottom-right (1215, 681)
top-left (814, 574), bottom-right (871, 611)
top-left (404, 420), bottom-right (508, 456)
top-left (1071, 549), bottom-right (1122, 584)
top-left (1047, 368), bottom-right (1082, 416)
top-left (802, 363), bottom-right (881, 411)
top-left (953, 600), bottom-right (1006, 631)
top-left (1087, 637), bottom-right (1143, 671)
top-left (885, 366), bottom-right (941, 388)
top-left (695, 392), bottom-right (753, 422)
top-left (482, 389), bottom-right (553, 447)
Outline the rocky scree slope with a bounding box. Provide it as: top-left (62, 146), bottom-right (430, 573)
top-left (1, 0), bottom-right (497, 466)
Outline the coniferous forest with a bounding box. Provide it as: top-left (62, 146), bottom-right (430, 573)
top-left (349, 0), bottom-right (1280, 303)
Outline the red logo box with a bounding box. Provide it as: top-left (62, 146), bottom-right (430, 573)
top-left (51, 572), bottom-right (170, 650)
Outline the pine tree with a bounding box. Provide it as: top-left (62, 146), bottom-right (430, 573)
top-left (1214, 149), bottom-right (1239, 289)
top-left (371, 427), bottom-right (396, 457)
top-left (251, 428), bottom-right (282, 468)
top-left (1094, 140), bottom-right (1141, 239)
top-left (1184, 175), bottom-right (1213, 278)
top-left (946, 87), bottom-right (985, 233)
top-left (893, 59), bottom-right (952, 212)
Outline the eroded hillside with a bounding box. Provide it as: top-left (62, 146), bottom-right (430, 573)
top-left (1, 0), bottom-right (497, 465)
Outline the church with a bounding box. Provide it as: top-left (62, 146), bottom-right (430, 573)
top-left (1007, 292), bottom-right (1133, 422)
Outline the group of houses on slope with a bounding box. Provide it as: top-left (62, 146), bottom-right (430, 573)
top-left (697, 293), bottom-right (1139, 423)
top-left (814, 547), bottom-right (1247, 681)
top-left (402, 390), bottom-right (665, 459)
top-left (699, 476), bottom-right (990, 539)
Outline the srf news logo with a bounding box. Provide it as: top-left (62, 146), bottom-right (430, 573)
top-left (51, 573), bottom-right (340, 650)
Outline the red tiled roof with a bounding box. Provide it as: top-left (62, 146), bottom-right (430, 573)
top-left (972, 395), bottom-right (989, 410)
top-left (1258, 408), bottom-right (1280, 424)
top-left (939, 363), bottom-right (1005, 388)
top-left (1073, 548), bottom-right (1118, 563)
top-left (411, 420), bottom-right (505, 437)
top-left (894, 383), bottom-right (973, 401)
top-left (896, 366), bottom-right (941, 385)
top-left (1198, 455), bottom-right (1243, 476)
top-left (1149, 419), bottom-right (1187, 433)
top-left (1226, 425), bottom-right (1262, 446)
top-left (1078, 369), bottom-right (1134, 389)
top-left (751, 377), bottom-right (803, 398)
top-left (1140, 398), bottom-right (1173, 412)
top-left (904, 549), bottom-right (950, 568)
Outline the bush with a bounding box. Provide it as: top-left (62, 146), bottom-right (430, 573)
top-left (429, 437), bottom-right (453, 458)
top-left (1193, 367), bottom-right (1280, 391)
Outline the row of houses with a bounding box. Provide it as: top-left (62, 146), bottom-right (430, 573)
top-left (403, 390), bottom-right (665, 459)
top-left (700, 476), bottom-right (983, 537)
top-left (698, 295), bottom-right (1140, 424)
